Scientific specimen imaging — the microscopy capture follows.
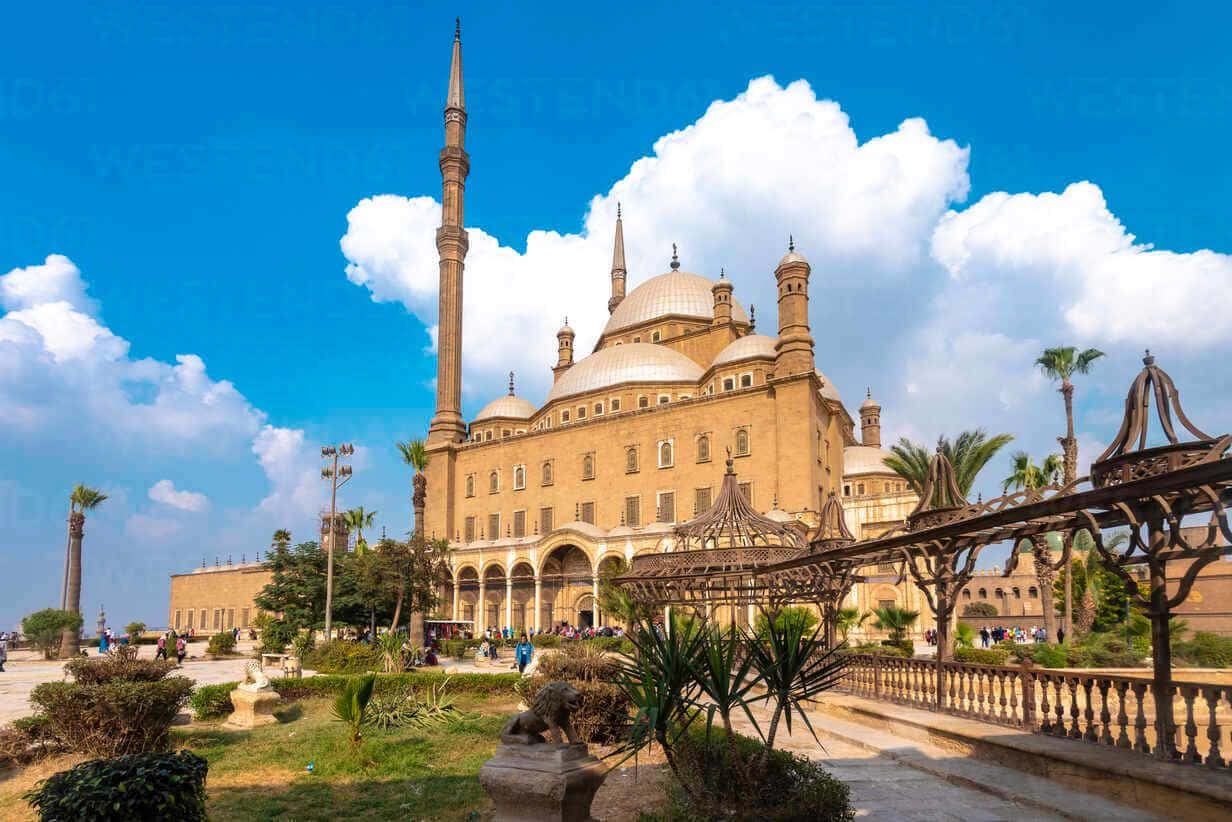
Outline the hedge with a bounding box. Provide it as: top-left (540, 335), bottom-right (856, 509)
top-left (24, 750), bottom-right (208, 822)
top-left (439, 635), bottom-right (630, 659)
top-left (31, 678), bottom-right (194, 758)
top-left (189, 672), bottom-right (521, 718)
top-left (953, 646), bottom-right (1010, 665)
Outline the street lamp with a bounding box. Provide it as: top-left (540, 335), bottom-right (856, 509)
top-left (321, 443), bottom-right (354, 641)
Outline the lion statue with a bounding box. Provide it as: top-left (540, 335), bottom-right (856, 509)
top-left (238, 659), bottom-right (271, 692)
top-left (501, 681), bottom-right (581, 745)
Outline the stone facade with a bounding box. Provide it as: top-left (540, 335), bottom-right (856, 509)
top-left (169, 561), bottom-right (271, 635)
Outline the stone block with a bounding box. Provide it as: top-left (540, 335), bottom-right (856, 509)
top-left (225, 686), bottom-right (280, 729)
top-left (479, 742), bottom-right (608, 822)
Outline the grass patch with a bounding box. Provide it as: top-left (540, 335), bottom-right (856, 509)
top-left (174, 694), bottom-right (507, 820)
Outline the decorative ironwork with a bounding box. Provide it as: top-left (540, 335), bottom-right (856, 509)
top-left (906, 449), bottom-right (968, 532)
top-left (812, 492), bottom-right (856, 552)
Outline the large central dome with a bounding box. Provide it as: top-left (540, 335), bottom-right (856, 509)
top-left (603, 271), bottom-right (748, 336)
top-left (546, 343), bottom-right (704, 403)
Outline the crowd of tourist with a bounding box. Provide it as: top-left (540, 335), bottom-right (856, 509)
top-left (978, 625), bottom-right (1050, 646)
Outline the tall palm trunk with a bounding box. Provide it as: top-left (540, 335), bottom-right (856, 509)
top-left (1060, 380), bottom-right (1076, 640)
top-left (1032, 537), bottom-right (1058, 643)
top-left (412, 472), bottom-right (426, 538)
top-left (60, 512), bottom-right (85, 657)
top-left (60, 501), bottom-right (73, 609)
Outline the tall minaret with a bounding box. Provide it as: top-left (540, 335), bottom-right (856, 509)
top-left (774, 236), bottom-right (815, 376)
top-left (608, 204), bottom-right (627, 313)
top-left (860, 388), bottom-right (882, 448)
top-left (428, 19), bottom-right (470, 444)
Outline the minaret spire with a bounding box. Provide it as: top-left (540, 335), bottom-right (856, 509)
top-left (608, 203), bottom-right (627, 314)
top-left (428, 20), bottom-right (470, 445)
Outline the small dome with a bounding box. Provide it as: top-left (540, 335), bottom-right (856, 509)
top-left (546, 343), bottom-right (703, 403)
top-left (860, 390), bottom-right (880, 411)
top-left (473, 394), bottom-right (536, 422)
top-left (558, 321), bottom-right (574, 336)
top-left (712, 334), bottom-right (777, 367)
top-left (843, 445), bottom-right (896, 477)
top-left (816, 369), bottom-right (841, 402)
top-left (778, 249), bottom-right (808, 267)
top-left (603, 271), bottom-right (748, 336)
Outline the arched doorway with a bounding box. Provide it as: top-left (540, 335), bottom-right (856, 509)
top-left (483, 564), bottom-right (506, 633)
top-left (509, 561), bottom-right (535, 633)
top-left (576, 593), bottom-right (596, 629)
top-left (540, 545), bottom-right (592, 631)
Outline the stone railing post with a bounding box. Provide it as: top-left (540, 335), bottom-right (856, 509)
top-left (873, 653), bottom-right (882, 699)
top-left (1020, 659), bottom-right (1036, 730)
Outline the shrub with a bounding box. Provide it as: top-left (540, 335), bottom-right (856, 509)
top-left (205, 632), bottom-right (237, 655)
top-left (269, 671), bottom-right (520, 702)
top-left (31, 677), bottom-right (194, 757)
top-left (0, 715), bottom-right (58, 770)
top-left (24, 750), bottom-right (207, 822)
top-left (668, 728), bottom-right (854, 821)
top-left (124, 621), bottom-right (147, 640)
top-left (189, 682), bottom-right (239, 719)
top-left (302, 641), bottom-right (382, 674)
top-left (259, 620), bottom-right (296, 655)
top-left (961, 601), bottom-right (999, 617)
top-left (532, 633), bottom-right (561, 649)
top-left (1174, 632), bottom-right (1232, 668)
top-left (64, 645), bottom-right (176, 684)
top-left (1068, 632), bottom-right (1147, 668)
top-left (21, 610), bottom-right (83, 659)
top-left (514, 644), bottom-right (631, 743)
top-left (841, 642), bottom-right (911, 658)
top-left (290, 632), bottom-right (315, 659)
top-left (954, 646), bottom-right (1009, 665)
top-left (754, 605), bottom-right (820, 638)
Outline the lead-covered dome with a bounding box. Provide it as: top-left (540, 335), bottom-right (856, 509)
top-left (712, 334), bottom-right (776, 367)
top-left (603, 271), bottom-right (748, 336)
top-left (843, 445), bottom-right (896, 477)
top-left (546, 343), bottom-right (703, 403)
top-left (473, 394), bottom-right (536, 422)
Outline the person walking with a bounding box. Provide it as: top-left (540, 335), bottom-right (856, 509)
top-left (0, 635), bottom-right (8, 672)
top-left (155, 633), bottom-right (168, 661)
top-left (175, 635), bottom-right (187, 665)
top-left (515, 633), bottom-right (534, 674)
top-left (99, 629), bottom-right (109, 655)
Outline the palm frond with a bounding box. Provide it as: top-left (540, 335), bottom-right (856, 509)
top-left (396, 439), bottom-right (430, 472)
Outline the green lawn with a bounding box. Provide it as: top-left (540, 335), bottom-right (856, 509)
top-left (174, 695), bottom-right (512, 821)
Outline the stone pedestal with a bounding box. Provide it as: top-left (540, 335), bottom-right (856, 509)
top-left (224, 687), bottom-right (280, 729)
top-left (479, 742), bottom-right (607, 822)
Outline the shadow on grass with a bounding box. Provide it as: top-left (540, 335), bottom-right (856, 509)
top-left (275, 704), bottom-right (304, 723)
top-left (206, 774), bottom-right (488, 821)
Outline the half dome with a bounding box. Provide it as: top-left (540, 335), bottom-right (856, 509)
top-left (712, 334), bottom-right (776, 367)
top-left (843, 445), bottom-right (896, 477)
top-left (546, 343), bottom-right (703, 403)
top-left (473, 394), bottom-right (536, 422)
top-left (603, 271), bottom-right (748, 336)
top-left (816, 369), bottom-right (841, 402)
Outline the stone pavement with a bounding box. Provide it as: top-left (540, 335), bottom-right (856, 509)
top-left (730, 701), bottom-right (1163, 821)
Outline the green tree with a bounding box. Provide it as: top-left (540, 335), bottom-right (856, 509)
top-left (884, 429), bottom-right (1014, 498)
top-left (870, 606), bottom-right (919, 642)
top-left (1055, 531), bottom-right (1130, 634)
top-left (125, 622), bottom-right (147, 641)
top-left (1037, 345), bottom-right (1105, 640)
top-left (341, 507), bottom-right (377, 555)
top-left (754, 606), bottom-right (820, 638)
top-left (1003, 453), bottom-right (1063, 644)
top-left (254, 541), bottom-right (364, 631)
top-left (1000, 451), bottom-right (1062, 494)
top-left (23, 609), bottom-right (83, 659)
top-left (61, 485), bottom-right (108, 657)
top-left (961, 601), bottom-right (998, 618)
top-left (835, 607), bottom-right (868, 642)
top-left (954, 622), bottom-right (977, 648)
top-left (271, 529), bottom-right (292, 553)
top-left (597, 557), bottom-right (643, 627)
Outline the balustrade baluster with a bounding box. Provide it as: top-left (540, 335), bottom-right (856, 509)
top-left (1203, 687), bottom-right (1224, 768)
top-left (947, 663), bottom-right (956, 712)
top-left (964, 669), bottom-right (974, 716)
top-left (1010, 670), bottom-right (1021, 727)
top-left (1132, 682), bottom-right (1151, 754)
top-left (1081, 677), bottom-right (1097, 741)
top-left (1053, 678), bottom-right (1067, 737)
top-left (1097, 679), bottom-right (1113, 745)
top-left (1068, 677), bottom-right (1082, 739)
top-left (1039, 674), bottom-right (1052, 733)
top-left (975, 669), bottom-right (985, 718)
top-left (997, 671), bottom-right (1007, 722)
top-left (1114, 680), bottom-right (1131, 748)
top-left (1182, 686), bottom-right (1200, 764)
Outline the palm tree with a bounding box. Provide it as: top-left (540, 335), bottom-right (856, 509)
top-left (396, 439), bottom-right (430, 538)
top-left (271, 529), bottom-right (292, 553)
top-left (342, 507), bottom-right (377, 554)
top-left (884, 429), bottom-right (1014, 497)
top-left (1003, 454), bottom-right (1062, 643)
top-left (835, 606), bottom-right (869, 643)
top-left (1037, 346), bottom-right (1104, 639)
top-left (870, 606), bottom-right (920, 643)
top-left (61, 484), bottom-right (107, 657)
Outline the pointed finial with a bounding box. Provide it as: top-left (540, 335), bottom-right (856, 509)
top-left (749, 304), bottom-right (756, 330)
top-left (719, 266), bottom-right (725, 279)
top-left (670, 243), bottom-right (680, 270)
top-left (508, 371), bottom-right (515, 395)
top-left (617, 202), bottom-right (621, 219)
top-left (788, 235), bottom-right (794, 252)
top-left (866, 387), bottom-right (871, 398)
top-left (725, 446), bottom-right (734, 474)
top-left (455, 17), bottom-right (460, 40)
top-left (1143, 349), bottom-right (1154, 366)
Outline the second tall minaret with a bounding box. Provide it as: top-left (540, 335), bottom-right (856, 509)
top-left (608, 204), bottom-right (626, 314)
top-left (428, 20), bottom-right (470, 444)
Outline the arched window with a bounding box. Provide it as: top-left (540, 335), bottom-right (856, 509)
top-left (638, 395), bottom-right (649, 409)
top-left (489, 471), bottom-right (499, 493)
top-left (1028, 586), bottom-right (1038, 598)
top-left (659, 440), bottom-right (673, 468)
top-left (697, 435), bottom-right (710, 463)
top-left (626, 447), bottom-right (639, 473)
top-left (962, 589), bottom-right (971, 599)
top-left (995, 588), bottom-right (1004, 599)
top-left (513, 465), bottom-right (525, 490)
top-left (735, 428), bottom-right (750, 456)
top-left (1012, 587), bottom-right (1021, 599)
top-left (651, 330), bottom-right (661, 342)
top-left (465, 475), bottom-right (474, 497)
top-left (542, 461), bottom-right (553, 485)
top-left (582, 454), bottom-right (594, 480)
top-left (978, 588), bottom-right (987, 599)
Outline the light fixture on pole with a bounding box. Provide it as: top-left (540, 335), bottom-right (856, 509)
top-left (321, 443), bottom-right (354, 641)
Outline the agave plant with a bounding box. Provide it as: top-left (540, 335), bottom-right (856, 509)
top-left (332, 674), bottom-right (377, 746)
top-left (744, 606), bottom-right (849, 755)
top-left (686, 623), bottom-right (761, 744)
top-left (377, 631), bottom-right (407, 674)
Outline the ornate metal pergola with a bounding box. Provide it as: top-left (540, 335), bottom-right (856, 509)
top-left (617, 353), bottom-right (1232, 759)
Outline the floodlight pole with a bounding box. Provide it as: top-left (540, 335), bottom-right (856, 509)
top-left (322, 444), bottom-right (353, 642)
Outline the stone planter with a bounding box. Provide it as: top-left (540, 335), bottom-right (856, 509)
top-left (480, 742), bottom-right (607, 822)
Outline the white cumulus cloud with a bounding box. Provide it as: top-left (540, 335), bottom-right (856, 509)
top-left (148, 479), bottom-right (209, 512)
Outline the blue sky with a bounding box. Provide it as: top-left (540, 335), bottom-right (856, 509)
top-left (2, 1), bottom-right (1230, 630)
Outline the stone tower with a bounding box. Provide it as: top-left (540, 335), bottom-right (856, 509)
top-left (428, 19), bottom-right (470, 445)
top-left (773, 238), bottom-right (815, 376)
top-left (554, 320), bottom-right (575, 382)
top-left (860, 389), bottom-right (882, 448)
top-left (608, 204), bottom-right (626, 314)
top-left (711, 268), bottom-right (733, 325)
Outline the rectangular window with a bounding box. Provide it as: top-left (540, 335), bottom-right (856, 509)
top-left (611, 397), bottom-right (621, 411)
top-left (540, 507), bottom-right (554, 534)
top-left (638, 395), bottom-right (649, 409)
top-left (657, 394), bottom-right (670, 405)
top-left (723, 377), bottom-right (735, 391)
top-left (465, 516), bottom-right (476, 542)
top-left (578, 406), bottom-right (587, 419)
top-left (657, 491), bottom-right (676, 523)
top-left (695, 486), bottom-right (712, 513)
top-left (513, 510), bottom-right (526, 538)
top-left (488, 513), bottom-right (500, 539)
top-left (740, 373), bottom-right (752, 388)
top-left (738, 482), bottom-right (752, 504)
top-left (241, 607), bottom-right (250, 628)
top-left (227, 609), bottom-right (235, 630)
top-left (174, 610), bottom-right (181, 630)
top-left (213, 609), bottom-right (222, 631)
top-left (200, 609), bottom-right (207, 630)
top-left (581, 501), bottom-right (595, 525)
top-left (625, 496), bottom-right (641, 527)
top-left (186, 610), bottom-right (195, 630)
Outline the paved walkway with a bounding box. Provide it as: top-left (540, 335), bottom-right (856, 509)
top-left (730, 701), bottom-right (1162, 821)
